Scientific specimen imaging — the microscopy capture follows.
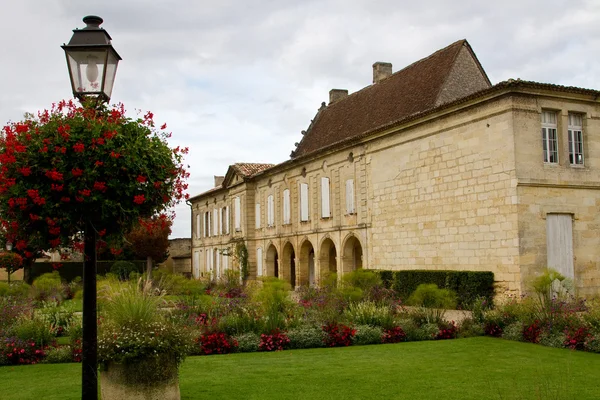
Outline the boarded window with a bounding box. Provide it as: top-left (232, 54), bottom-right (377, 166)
top-left (346, 179), bottom-right (355, 214)
top-left (193, 251), bottom-right (200, 278)
top-left (300, 183), bottom-right (309, 222)
top-left (213, 209), bottom-right (218, 235)
top-left (234, 197), bottom-right (241, 231)
top-left (267, 195), bottom-right (274, 226)
top-left (255, 203), bottom-right (261, 228)
top-left (206, 248), bottom-right (212, 274)
top-left (225, 206), bottom-right (230, 234)
top-left (321, 177), bottom-right (330, 218)
top-left (257, 248), bottom-right (263, 276)
top-left (283, 189), bottom-right (290, 224)
top-left (546, 214), bottom-right (574, 280)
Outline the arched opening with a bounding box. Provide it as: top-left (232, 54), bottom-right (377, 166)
top-left (319, 238), bottom-right (337, 284)
top-left (266, 244), bottom-right (279, 277)
top-left (299, 240), bottom-right (315, 287)
top-left (342, 235), bottom-right (363, 274)
top-left (281, 242), bottom-right (296, 288)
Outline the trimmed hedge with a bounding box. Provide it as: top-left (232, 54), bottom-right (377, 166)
top-left (27, 261), bottom-right (146, 283)
top-left (375, 270), bottom-right (494, 309)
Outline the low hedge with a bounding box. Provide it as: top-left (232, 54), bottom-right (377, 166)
top-left (375, 270), bottom-right (494, 309)
top-left (27, 261), bottom-right (146, 283)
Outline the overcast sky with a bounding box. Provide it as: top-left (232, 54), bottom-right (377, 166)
top-left (1, 0), bottom-right (599, 238)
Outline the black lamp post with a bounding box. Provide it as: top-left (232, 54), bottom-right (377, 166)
top-left (62, 15), bottom-right (121, 399)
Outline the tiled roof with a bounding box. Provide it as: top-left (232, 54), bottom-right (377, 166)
top-left (292, 39), bottom-right (486, 158)
top-left (231, 163), bottom-right (275, 177)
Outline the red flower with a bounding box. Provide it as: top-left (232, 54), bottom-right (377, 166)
top-left (51, 184), bottom-right (64, 191)
top-left (26, 189), bottom-right (39, 199)
top-left (110, 151), bottom-right (120, 159)
top-left (136, 175), bottom-right (146, 183)
top-left (71, 168), bottom-right (83, 177)
top-left (49, 238), bottom-right (60, 248)
top-left (93, 181), bottom-right (107, 192)
top-left (60, 197), bottom-right (70, 202)
top-left (94, 161), bottom-right (103, 167)
top-left (49, 226), bottom-right (60, 236)
top-left (133, 194), bottom-right (145, 204)
top-left (29, 214), bottom-right (40, 221)
top-left (79, 189), bottom-right (91, 197)
top-left (98, 229), bottom-right (106, 237)
top-left (45, 169), bottom-right (63, 181)
top-left (160, 123), bottom-right (167, 130)
top-left (73, 142), bottom-right (84, 153)
top-left (18, 167), bottom-right (31, 176)
top-left (110, 248), bottom-right (123, 255)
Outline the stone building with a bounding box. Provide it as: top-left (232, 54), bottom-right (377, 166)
top-left (189, 39), bottom-right (600, 296)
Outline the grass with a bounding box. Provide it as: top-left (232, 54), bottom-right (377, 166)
top-left (1, 337), bottom-right (599, 399)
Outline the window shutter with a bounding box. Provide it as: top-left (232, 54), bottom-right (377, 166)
top-left (268, 195), bottom-right (274, 226)
top-left (257, 248), bottom-right (263, 276)
top-left (546, 214), bottom-right (574, 280)
top-left (283, 189), bottom-right (290, 224)
top-left (234, 197), bottom-right (241, 231)
top-left (321, 177), bottom-right (330, 218)
top-left (207, 212), bottom-right (211, 237)
top-left (213, 209), bottom-right (218, 235)
top-left (300, 183), bottom-right (309, 221)
top-left (223, 253), bottom-right (228, 270)
top-left (346, 179), bottom-right (355, 214)
top-left (225, 206), bottom-right (230, 234)
top-left (255, 203), bottom-right (261, 228)
top-left (216, 249), bottom-right (221, 279)
top-left (218, 208), bottom-right (223, 235)
top-left (196, 214), bottom-right (200, 238)
top-left (206, 249), bottom-right (211, 273)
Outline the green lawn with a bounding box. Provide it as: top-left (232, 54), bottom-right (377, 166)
top-left (1, 337), bottom-right (599, 399)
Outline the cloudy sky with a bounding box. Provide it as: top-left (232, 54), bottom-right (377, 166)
top-left (1, 0), bottom-right (599, 238)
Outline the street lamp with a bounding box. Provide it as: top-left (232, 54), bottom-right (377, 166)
top-left (62, 16), bottom-right (121, 400)
top-left (62, 15), bottom-right (121, 103)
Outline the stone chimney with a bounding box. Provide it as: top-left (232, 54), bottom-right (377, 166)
top-left (329, 89), bottom-right (348, 105)
top-left (372, 62), bottom-right (392, 84)
top-left (214, 176), bottom-right (225, 187)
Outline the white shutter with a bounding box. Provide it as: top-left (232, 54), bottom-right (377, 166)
top-left (206, 249), bottom-right (211, 274)
top-left (208, 212), bottom-right (211, 237)
top-left (346, 179), bottom-right (355, 214)
top-left (216, 249), bottom-right (221, 279)
top-left (225, 206), bottom-right (230, 234)
top-left (223, 253), bottom-right (228, 270)
top-left (300, 183), bottom-right (309, 221)
top-left (267, 195), bottom-right (274, 226)
top-left (321, 177), bottom-right (330, 218)
top-left (218, 208), bottom-right (223, 235)
top-left (546, 214), bottom-right (574, 280)
top-left (193, 251), bottom-right (200, 278)
top-left (234, 197), bottom-right (241, 231)
top-left (213, 209), bottom-right (218, 235)
top-left (255, 203), bottom-right (261, 228)
top-left (257, 248), bottom-right (263, 276)
top-left (283, 189), bottom-right (290, 224)
top-left (196, 214), bottom-right (201, 238)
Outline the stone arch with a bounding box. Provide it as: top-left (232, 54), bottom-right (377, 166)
top-left (265, 243), bottom-right (279, 278)
top-left (281, 241), bottom-right (296, 288)
top-left (299, 238), bottom-right (315, 287)
top-left (341, 233), bottom-right (363, 274)
top-left (318, 236), bottom-right (337, 284)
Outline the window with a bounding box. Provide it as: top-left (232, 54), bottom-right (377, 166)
top-left (255, 203), bottom-right (261, 229)
top-left (206, 248), bottom-right (212, 274)
top-left (346, 179), bottom-right (355, 214)
top-left (282, 189), bottom-right (290, 224)
top-left (204, 211), bottom-right (210, 237)
top-left (196, 214), bottom-right (201, 238)
top-left (223, 206), bottom-right (230, 234)
top-left (213, 209), bottom-right (218, 236)
top-left (321, 177), bottom-right (330, 218)
top-left (541, 111), bottom-right (558, 163)
top-left (257, 248), bottom-right (263, 277)
top-left (234, 197), bottom-right (241, 231)
top-left (546, 214), bottom-right (574, 280)
top-left (267, 195), bottom-right (274, 227)
top-left (193, 251), bottom-right (200, 278)
top-left (218, 208), bottom-right (223, 235)
top-left (568, 113), bottom-right (584, 165)
top-left (300, 183), bottom-right (309, 222)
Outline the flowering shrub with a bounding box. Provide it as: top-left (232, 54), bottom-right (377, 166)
top-left (522, 320), bottom-right (542, 343)
top-left (0, 337), bottom-right (46, 365)
top-left (198, 332), bottom-right (237, 355)
top-left (563, 326), bottom-right (590, 351)
top-left (436, 321), bottom-right (458, 340)
top-left (0, 100), bottom-right (188, 259)
top-left (259, 329), bottom-right (290, 352)
top-left (322, 323), bottom-right (356, 347)
top-left (484, 322), bottom-right (503, 337)
top-left (382, 326), bottom-right (407, 343)
top-left (0, 251), bottom-right (22, 283)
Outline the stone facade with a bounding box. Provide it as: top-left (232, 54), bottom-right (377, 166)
top-left (188, 41), bottom-right (600, 297)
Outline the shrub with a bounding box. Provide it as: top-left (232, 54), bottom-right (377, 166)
top-left (0, 337), bottom-right (46, 365)
top-left (0, 281), bottom-right (30, 299)
top-left (31, 272), bottom-right (66, 303)
top-left (110, 261), bottom-right (138, 281)
top-left (43, 345), bottom-right (73, 364)
top-left (323, 323), bottom-right (355, 347)
top-left (0, 297), bottom-right (32, 335)
top-left (406, 284), bottom-right (457, 309)
top-left (259, 329), bottom-right (290, 352)
top-left (342, 269), bottom-right (382, 292)
top-left (254, 278), bottom-right (293, 332)
top-left (584, 333), bottom-right (600, 353)
top-left (538, 331), bottom-right (566, 349)
top-left (232, 333), bottom-right (260, 353)
top-left (522, 320), bottom-right (542, 343)
top-left (218, 310), bottom-right (264, 336)
top-left (382, 326), bottom-right (406, 344)
top-left (11, 316), bottom-right (56, 347)
top-left (501, 322), bottom-right (524, 342)
top-left (563, 326), bottom-right (590, 350)
top-left (198, 332), bottom-right (237, 355)
top-left (396, 318), bottom-right (426, 342)
top-left (435, 321), bottom-right (458, 340)
top-left (37, 300), bottom-right (76, 336)
top-left (344, 301), bottom-right (394, 328)
top-left (419, 323), bottom-right (441, 340)
top-left (457, 318), bottom-right (484, 338)
top-left (353, 325), bottom-right (383, 345)
top-left (100, 279), bottom-right (164, 326)
top-left (287, 326), bottom-right (326, 349)
top-left (406, 306), bottom-right (447, 327)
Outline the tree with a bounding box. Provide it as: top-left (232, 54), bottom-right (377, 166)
top-left (125, 215), bottom-right (172, 280)
top-left (0, 251), bottom-right (23, 283)
top-left (0, 99), bottom-right (188, 397)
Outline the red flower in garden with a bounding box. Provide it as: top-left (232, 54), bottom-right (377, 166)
top-left (136, 175), bottom-right (146, 183)
top-left (29, 214), bottom-right (40, 221)
top-left (71, 168), bottom-right (83, 177)
top-left (79, 189), bottom-right (91, 197)
top-left (93, 181), bottom-right (107, 192)
top-left (110, 248), bottom-right (123, 255)
top-left (26, 189), bottom-right (39, 199)
top-left (133, 195), bottom-right (145, 204)
top-left (95, 161), bottom-right (103, 167)
top-left (110, 151), bottom-right (120, 159)
top-left (54, 146), bottom-right (66, 154)
top-left (51, 184), bottom-right (64, 192)
top-left (60, 197), bottom-right (71, 202)
top-left (33, 197), bottom-right (46, 206)
top-left (73, 142), bottom-right (84, 153)
top-left (98, 229), bottom-right (106, 237)
top-left (160, 123), bottom-right (167, 130)
top-left (18, 167), bottom-right (31, 176)
top-left (49, 227), bottom-right (60, 236)
top-left (45, 169), bottom-right (63, 181)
